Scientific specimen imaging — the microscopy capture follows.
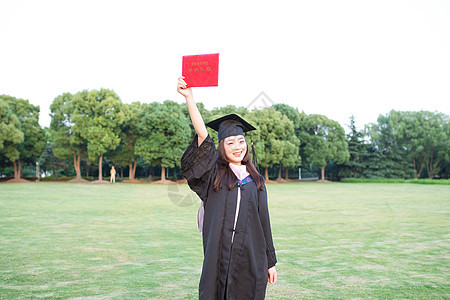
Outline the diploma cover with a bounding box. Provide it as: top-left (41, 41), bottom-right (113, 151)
top-left (182, 53), bottom-right (219, 87)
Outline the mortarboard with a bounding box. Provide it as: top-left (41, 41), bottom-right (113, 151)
top-left (206, 114), bottom-right (259, 172)
top-left (205, 114), bottom-right (256, 141)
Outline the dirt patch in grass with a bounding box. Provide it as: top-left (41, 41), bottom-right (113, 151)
top-left (122, 179), bottom-right (142, 184)
top-left (91, 180), bottom-right (110, 184)
top-left (67, 178), bottom-right (90, 183)
top-left (151, 179), bottom-right (176, 184)
top-left (3, 178), bottom-right (30, 183)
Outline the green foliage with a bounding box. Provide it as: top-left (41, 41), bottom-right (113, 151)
top-left (0, 96), bottom-right (24, 161)
top-left (408, 178), bottom-right (450, 185)
top-left (49, 92), bottom-right (86, 179)
top-left (49, 93), bottom-right (82, 159)
top-left (339, 116), bottom-right (373, 178)
top-left (272, 103), bottom-right (301, 132)
top-left (366, 111), bottom-right (417, 179)
top-left (135, 101), bottom-right (190, 168)
top-left (272, 104), bottom-right (302, 168)
top-left (394, 110), bottom-right (450, 178)
top-left (299, 114), bottom-right (349, 179)
top-left (72, 89), bottom-right (126, 161)
top-left (107, 102), bottom-right (143, 168)
top-left (4, 90), bottom-right (449, 182)
top-left (247, 108), bottom-right (297, 169)
top-left (341, 178), bottom-right (450, 185)
top-left (0, 95), bottom-right (45, 177)
top-left (38, 129), bottom-right (70, 177)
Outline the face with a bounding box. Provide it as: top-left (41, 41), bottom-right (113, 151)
top-left (223, 135), bottom-right (247, 165)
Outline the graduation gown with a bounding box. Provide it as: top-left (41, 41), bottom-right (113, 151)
top-left (181, 135), bottom-right (277, 300)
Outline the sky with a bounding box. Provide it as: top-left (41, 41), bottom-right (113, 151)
top-left (1, 0), bottom-right (449, 130)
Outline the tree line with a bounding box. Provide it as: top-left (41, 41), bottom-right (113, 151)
top-left (1, 91), bottom-right (449, 182)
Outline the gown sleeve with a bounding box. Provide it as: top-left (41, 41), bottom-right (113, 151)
top-left (258, 185), bottom-right (277, 269)
top-left (181, 134), bottom-right (218, 202)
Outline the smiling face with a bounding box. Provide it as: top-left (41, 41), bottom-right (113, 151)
top-left (223, 135), bottom-right (248, 165)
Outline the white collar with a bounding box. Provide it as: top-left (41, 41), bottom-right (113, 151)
top-left (229, 163), bottom-right (250, 181)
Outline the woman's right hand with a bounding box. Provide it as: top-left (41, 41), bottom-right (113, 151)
top-left (177, 76), bottom-right (193, 99)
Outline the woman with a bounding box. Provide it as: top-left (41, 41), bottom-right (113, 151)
top-left (178, 77), bottom-right (277, 299)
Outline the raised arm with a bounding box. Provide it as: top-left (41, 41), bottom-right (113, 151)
top-left (177, 76), bottom-right (208, 146)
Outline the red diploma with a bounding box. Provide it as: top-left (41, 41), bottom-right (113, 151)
top-left (182, 53), bottom-right (219, 87)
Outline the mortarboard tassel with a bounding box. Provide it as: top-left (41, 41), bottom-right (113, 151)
top-left (250, 137), bottom-right (260, 174)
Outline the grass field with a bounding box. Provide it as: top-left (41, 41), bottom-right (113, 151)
top-left (0, 182), bottom-right (449, 299)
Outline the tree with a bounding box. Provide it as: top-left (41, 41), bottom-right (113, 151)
top-left (49, 92), bottom-right (87, 181)
top-left (0, 95), bottom-right (45, 180)
top-left (107, 102), bottom-right (143, 181)
top-left (272, 104), bottom-right (302, 179)
top-left (39, 128), bottom-right (65, 178)
top-left (367, 111), bottom-right (415, 179)
top-left (72, 89), bottom-right (126, 181)
top-left (247, 108), bottom-right (296, 181)
top-left (135, 101), bottom-right (191, 181)
top-left (0, 96), bottom-right (24, 175)
top-left (339, 115), bottom-right (372, 178)
top-left (299, 114), bottom-right (349, 181)
top-left (396, 111), bottom-right (450, 179)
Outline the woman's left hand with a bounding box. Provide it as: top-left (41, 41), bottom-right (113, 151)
top-left (268, 266), bottom-right (277, 286)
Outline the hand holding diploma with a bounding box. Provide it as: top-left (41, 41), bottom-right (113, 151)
top-left (177, 76), bottom-right (193, 99)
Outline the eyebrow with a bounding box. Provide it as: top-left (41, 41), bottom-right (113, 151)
top-left (225, 136), bottom-right (245, 142)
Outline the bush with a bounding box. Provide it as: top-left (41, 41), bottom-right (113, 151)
top-left (408, 179), bottom-right (450, 185)
top-left (341, 178), bottom-right (450, 185)
top-left (341, 178), bottom-right (407, 183)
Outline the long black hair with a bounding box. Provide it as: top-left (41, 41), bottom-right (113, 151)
top-left (213, 139), bottom-right (264, 192)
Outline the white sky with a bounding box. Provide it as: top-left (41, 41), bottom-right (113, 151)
top-left (1, 0), bottom-right (449, 130)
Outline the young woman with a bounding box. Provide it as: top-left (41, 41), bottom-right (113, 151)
top-left (178, 77), bottom-right (277, 299)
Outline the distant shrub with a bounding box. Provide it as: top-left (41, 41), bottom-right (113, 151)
top-left (341, 178), bottom-right (407, 183)
top-left (341, 178), bottom-right (450, 185)
top-left (408, 179), bottom-right (450, 185)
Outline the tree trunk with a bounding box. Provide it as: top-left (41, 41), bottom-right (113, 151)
top-left (321, 166), bottom-right (325, 181)
top-left (427, 157), bottom-right (441, 179)
top-left (98, 154), bottom-right (103, 181)
top-left (132, 160), bottom-right (137, 179)
top-left (412, 156), bottom-right (425, 179)
top-left (73, 149), bottom-right (82, 180)
top-left (129, 158), bottom-right (137, 180)
top-left (277, 164), bottom-right (282, 180)
top-left (285, 167), bottom-right (289, 180)
top-left (13, 160), bottom-right (20, 179)
top-left (161, 166), bottom-right (166, 181)
top-left (265, 167), bottom-right (269, 181)
top-left (19, 160), bottom-right (23, 177)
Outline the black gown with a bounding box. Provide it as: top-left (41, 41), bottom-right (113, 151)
top-left (181, 135), bottom-right (277, 300)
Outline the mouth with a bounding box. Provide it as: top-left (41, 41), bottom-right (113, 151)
top-left (233, 151), bottom-right (243, 157)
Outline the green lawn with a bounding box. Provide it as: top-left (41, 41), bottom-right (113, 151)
top-left (0, 182), bottom-right (448, 299)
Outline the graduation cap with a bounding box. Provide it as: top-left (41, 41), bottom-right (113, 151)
top-left (205, 114), bottom-right (256, 141)
top-left (206, 114), bottom-right (259, 171)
